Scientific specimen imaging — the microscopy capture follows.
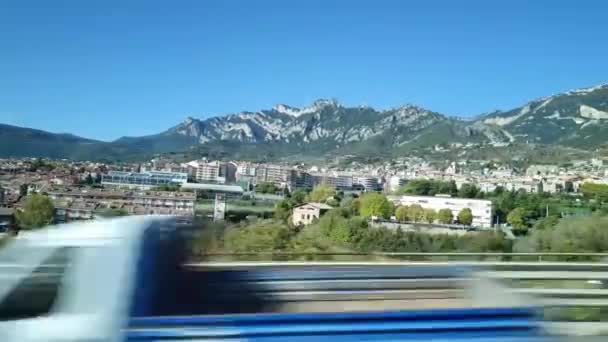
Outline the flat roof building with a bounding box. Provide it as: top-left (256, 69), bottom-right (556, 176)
top-left (101, 171), bottom-right (187, 189)
top-left (388, 195), bottom-right (493, 228)
top-left (48, 189), bottom-right (196, 218)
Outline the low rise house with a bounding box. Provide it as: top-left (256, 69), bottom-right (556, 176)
top-left (292, 202), bottom-right (333, 226)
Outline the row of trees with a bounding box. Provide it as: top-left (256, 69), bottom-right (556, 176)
top-left (396, 179), bottom-right (484, 199)
top-left (195, 205), bottom-right (511, 259)
top-left (196, 208), bottom-right (608, 262)
top-left (255, 182), bottom-right (279, 194)
top-left (399, 180), bottom-right (608, 227)
top-left (515, 214), bottom-right (608, 258)
top-left (354, 192), bottom-right (474, 226)
top-left (274, 186), bottom-right (476, 227)
top-left (395, 205), bottom-right (472, 225)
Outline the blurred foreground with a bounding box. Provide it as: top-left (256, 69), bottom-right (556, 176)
top-left (0, 217), bottom-right (606, 341)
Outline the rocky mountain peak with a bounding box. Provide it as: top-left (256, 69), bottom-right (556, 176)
top-left (272, 98), bottom-right (340, 117)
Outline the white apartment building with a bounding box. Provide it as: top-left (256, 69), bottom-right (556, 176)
top-left (388, 176), bottom-right (406, 192)
top-left (505, 180), bottom-right (543, 193)
top-left (356, 176), bottom-right (379, 191)
top-left (388, 195), bottom-right (493, 228)
top-left (195, 161), bottom-right (226, 184)
top-left (236, 163), bottom-right (257, 177)
top-left (311, 172), bottom-right (354, 189)
top-left (255, 164), bottom-right (293, 188)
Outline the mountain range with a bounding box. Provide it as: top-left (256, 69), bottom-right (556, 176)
top-left (2, 83), bottom-right (607, 161)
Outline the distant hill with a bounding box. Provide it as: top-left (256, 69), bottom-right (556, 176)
top-left (1, 83), bottom-right (607, 160)
top-left (0, 124), bottom-right (153, 160)
top-left (0, 124), bottom-right (104, 159)
top-left (477, 84), bottom-right (608, 147)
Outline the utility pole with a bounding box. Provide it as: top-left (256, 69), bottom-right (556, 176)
top-left (213, 193), bottom-right (226, 222)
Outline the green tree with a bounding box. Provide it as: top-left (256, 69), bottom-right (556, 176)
top-left (460, 231), bottom-right (513, 253)
top-left (515, 215), bottom-right (608, 257)
top-left (395, 206), bottom-right (410, 222)
top-left (307, 184), bottom-right (336, 203)
top-left (506, 207), bottom-right (530, 234)
top-left (399, 180), bottom-right (459, 196)
top-left (458, 183), bottom-right (480, 199)
top-left (318, 210), bottom-right (353, 245)
top-left (399, 180), bottom-right (433, 195)
top-left (438, 180), bottom-right (459, 196)
top-left (224, 220), bottom-right (294, 252)
top-left (290, 190), bottom-right (307, 206)
top-left (533, 215), bottom-right (560, 231)
top-left (19, 184), bottom-right (29, 197)
top-left (255, 182), bottom-right (278, 194)
top-left (457, 208), bottom-right (473, 226)
top-left (15, 194), bottom-right (55, 229)
top-left (580, 182), bottom-right (608, 203)
top-left (274, 200), bottom-right (292, 222)
top-left (351, 198), bottom-right (361, 216)
top-left (408, 204), bottom-right (425, 222)
top-left (437, 209), bottom-right (453, 224)
top-left (326, 198), bottom-right (340, 207)
top-left (423, 209), bottom-right (437, 223)
top-left (359, 193), bottom-right (393, 219)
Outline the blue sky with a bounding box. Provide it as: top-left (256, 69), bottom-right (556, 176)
top-left (1, 0), bottom-right (607, 141)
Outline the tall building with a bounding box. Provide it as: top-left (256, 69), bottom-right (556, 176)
top-left (256, 164), bottom-right (293, 188)
top-left (311, 173), bottom-right (354, 189)
top-left (194, 161), bottom-right (237, 184)
top-left (195, 161), bottom-right (222, 183)
top-left (356, 176), bottom-right (379, 191)
top-left (236, 163), bottom-right (257, 178)
top-left (293, 171), bottom-right (314, 189)
top-left (223, 162), bottom-right (237, 183)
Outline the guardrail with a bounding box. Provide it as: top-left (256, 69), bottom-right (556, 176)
top-left (190, 254), bottom-right (608, 336)
top-left (198, 252), bottom-right (608, 262)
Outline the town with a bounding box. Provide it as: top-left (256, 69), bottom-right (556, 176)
top-left (2, 155), bottom-right (608, 236)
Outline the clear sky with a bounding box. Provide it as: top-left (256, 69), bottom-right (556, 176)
top-left (1, 0), bottom-right (607, 141)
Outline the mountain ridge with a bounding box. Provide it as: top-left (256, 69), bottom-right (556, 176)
top-left (2, 83), bottom-right (608, 160)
